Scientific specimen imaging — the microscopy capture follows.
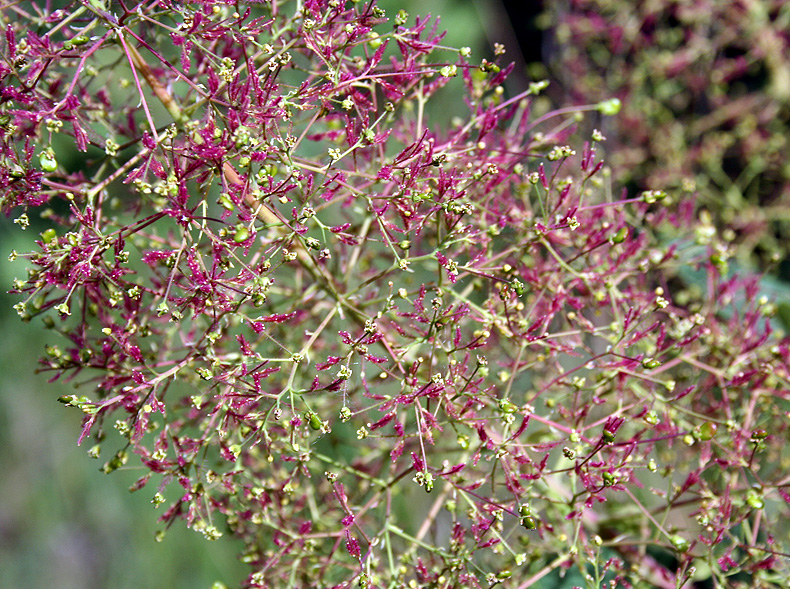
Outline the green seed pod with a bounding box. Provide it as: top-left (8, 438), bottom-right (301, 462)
top-left (69, 35), bottom-right (90, 47)
top-left (520, 515), bottom-right (537, 530)
top-left (641, 190), bottom-right (667, 204)
top-left (603, 429), bottom-right (616, 444)
top-left (670, 535), bottom-right (690, 553)
top-left (709, 252), bottom-right (728, 270)
top-left (102, 450), bottom-right (128, 474)
top-left (218, 194), bottom-right (235, 211)
top-left (746, 490), bottom-right (764, 509)
top-left (642, 358), bottom-right (661, 369)
top-left (498, 399), bottom-right (518, 413)
top-left (611, 226), bottom-right (628, 244)
top-left (695, 421), bottom-right (718, 441)
top-left (39, 148), bottom-right (58, 172)
top-left (596, 98), bottom-right (621, 116)
top-left (368, 31), bottom-right (382, 49)
top-left (233, 226), bottom-right (250, 243)
top-left (305, 411), bottom-right (323, 431)
top-left (602, 471), bottom-right (616, 486)
top-left (41, 228), bottom-right (57, 244)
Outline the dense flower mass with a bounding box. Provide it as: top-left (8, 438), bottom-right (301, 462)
top-left (2, 0), bottom-right (789, 587)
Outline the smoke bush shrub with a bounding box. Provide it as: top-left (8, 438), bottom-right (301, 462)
top-left (2, 0), bottom-right (789, 587)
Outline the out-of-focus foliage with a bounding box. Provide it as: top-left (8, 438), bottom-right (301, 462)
top-left (542, 0), bottom-right (790, 272)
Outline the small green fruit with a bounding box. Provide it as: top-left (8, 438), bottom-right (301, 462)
top-left (39, 148), bottom-right (58, 172)
top-left (233, 226), bottom-right (250, 243)
top-left (670, 535), bottom-right (690, 553)
top-left (305, 411), bottom-right (323, 431)
top-left (498, 399), bottom-right (517, 413)
top-left (520, 515), bottom-right (537, 530)
top-left (746, 490), bottom-right (764, 509)
top-left (41, 228), bottom-right (57, 244)
top-left (596, 98), bottom-right (621, 116)
top-left (611, 227), bottom-right (628, 244)
top-left (695, 421), bottom-right (718, 441)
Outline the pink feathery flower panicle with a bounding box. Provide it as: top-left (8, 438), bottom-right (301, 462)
top-left (2, 0), bottom-right (790, 586)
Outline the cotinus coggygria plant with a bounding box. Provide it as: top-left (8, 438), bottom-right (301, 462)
top-left (2, 0), bottom-right (789, 587)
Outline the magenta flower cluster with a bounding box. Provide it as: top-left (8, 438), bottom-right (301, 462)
top-left (2, 1), bottom-right (788, 587)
